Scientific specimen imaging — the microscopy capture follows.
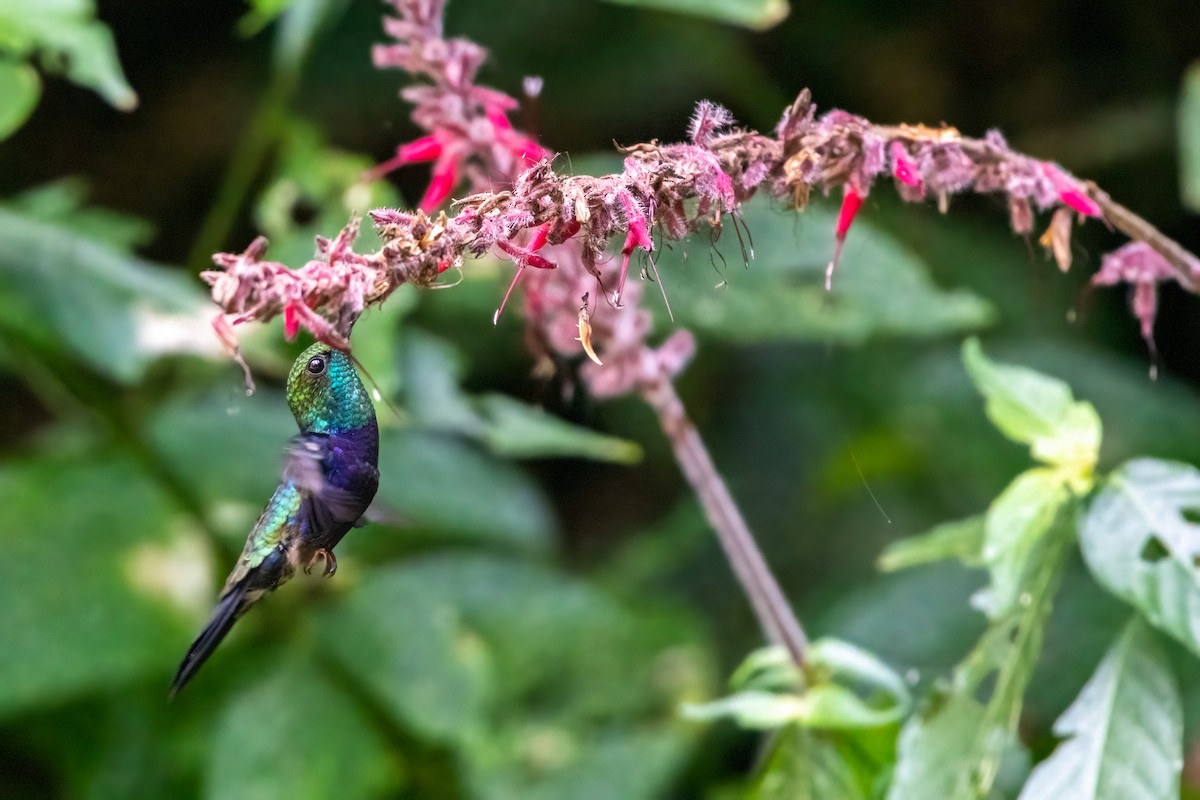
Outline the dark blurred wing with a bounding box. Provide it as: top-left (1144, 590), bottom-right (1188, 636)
top-left (283, 434), bottom-right (366, 534)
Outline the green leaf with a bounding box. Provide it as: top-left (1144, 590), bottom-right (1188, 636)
top-left (878, 515), bottom-right (985, 572)
top-left (652, 197), bottom-right (993, 344)
top-left (685, 640), bottom-right (910, 730)
top-left (376, 429), bottom-right (556, 551)
top-left (0, 57), bottom-right (39, 139)
top-left (396, 329), bottom-right (488, 436)
top-left (271, 0), bottom-right (346, 73)
top-left (317, 563), bottom-right (493, 744)
top-left (888, 524), bottom-right (1069, 800)
top-left (319, 554), bottom-right (708, 800)
top-left (150, 391), bottom-right (299, 543)
top-left (5, 178), bottom-right (155, 249)
top-left (466, 729), bottom-right (692, 800)
top-left (887, 694), bottom-right (1025, 800)
top-left (0, 455), bottom-right (202, 717)
top-left (1017, 618), bottom-right (1181, 800)
top-left (0, 207), bottom-right (210, 382)
top-left (1180, 61), bottom-right (1200, 212)
top-left (476, 394), bottom-right (642, 463)
top-left (962, 339), bottom-right (1100, 485)
top-left (0, 0), bottom-right (137, 110)
top-left (751, 727), bottom-right (869, 800)
top-left (394, 331), bottom-right (640, 462)
top-left (977, 468), bottom-right (1068, 619)
top-left (207, 657), bottom-right (399, 800)
top-left (1079, 458), bottom-right (1200, 657)
top-left (601, 0), bottom-right (789, 31)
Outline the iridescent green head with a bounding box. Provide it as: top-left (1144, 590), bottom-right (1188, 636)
top-left (286, 343), bottom-right (375, 433)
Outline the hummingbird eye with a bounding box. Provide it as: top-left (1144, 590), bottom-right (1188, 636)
top-left (306, 356), bottom-right (327, 375)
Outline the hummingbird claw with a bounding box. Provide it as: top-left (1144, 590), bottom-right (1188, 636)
top-left (306, 547), bottom-right (337, 577)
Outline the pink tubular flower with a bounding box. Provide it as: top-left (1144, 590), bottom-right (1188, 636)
top-left (419, 154), bottom-right (460, 212)
top-left (826, 184), bottom-right (865, 292)
top-left (615, 191), bottom-right (653, 306)
top-left (890, 141), bottom-right (922, 188)
top-left (1092, 241), bottom-right (1179, 368)
top-left (361, 133), bottom-right (444, 184)
top-left (1040, 162), bottom-right (1102, 218)
top-left (494, 223), bottom-right (557, 325)
top-left (284, 302), bottom-right (300, 340)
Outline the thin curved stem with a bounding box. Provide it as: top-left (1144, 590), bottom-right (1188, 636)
top-left (639, 367), bottom-right (809, 667)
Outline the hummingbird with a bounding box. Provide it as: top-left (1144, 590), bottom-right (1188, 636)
top-left (169, 342), bottom-right (380, 697)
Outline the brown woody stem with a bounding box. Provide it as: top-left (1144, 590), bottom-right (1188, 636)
top-left (639, 365), bottom-right (809, 667)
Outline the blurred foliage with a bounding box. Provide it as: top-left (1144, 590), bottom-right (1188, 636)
top-left (0, 0), bottom-right (136, 139)
top-left (1181, 62), bottom-right (1200, 212)
top-left (2, 0), bottom-right (1200, 798)
top-left (602, 0), bottom-right (789, 31)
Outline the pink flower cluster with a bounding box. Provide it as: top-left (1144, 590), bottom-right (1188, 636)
top-left (201, 0), bottom-right (1200, 388)
top-left (366, 0), bottom-right (548, 211)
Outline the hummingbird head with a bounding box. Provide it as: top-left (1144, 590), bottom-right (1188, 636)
top-left (286, 343), bottom-right (375, 433)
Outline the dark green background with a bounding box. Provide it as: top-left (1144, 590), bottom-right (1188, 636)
top-left (1, 0), bottom-right (1199, 797)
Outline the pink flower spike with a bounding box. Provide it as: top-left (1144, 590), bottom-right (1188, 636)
top-left (890, 141), bottom-right (922, 187)
top-left (418, 155), bottom-right (459, 212)
top-left (827, 185), bottom-right (865, 292)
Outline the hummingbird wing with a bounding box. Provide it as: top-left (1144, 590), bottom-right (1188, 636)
top-left (283, 433), bottom-right (369, 535)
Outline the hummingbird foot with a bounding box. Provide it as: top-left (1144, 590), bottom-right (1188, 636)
top-left (303, 548), bottom-right (338, 577)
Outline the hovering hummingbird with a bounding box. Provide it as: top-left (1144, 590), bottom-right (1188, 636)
top-left (170, 342), bottom-right (380, 697)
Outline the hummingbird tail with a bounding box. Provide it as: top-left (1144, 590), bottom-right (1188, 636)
top-left (168, 578), bottom-right (252, 699)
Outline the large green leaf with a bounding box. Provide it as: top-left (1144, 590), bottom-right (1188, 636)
top-left (1017, 618), bottom-right (1181, 800)
top-left (1181, 61), bottom-right (1200, 212)
top-left (0, 56), bottom-right (38, 140)
top-left (475, 394), bottom-right (642, 463)
top-left (207, 657), bottom-right (399, 800)
top-left (396, 330), bottom-right (642, 463)
top-left (0, 455), bottom-right (202, 717)
top-left (685, 640), bottom-right (910, 730)
top-left (377, 429), bottom-right (557, 551)
top-left (466, 728), bottom-right (692, 800)
top-left (652, 197), bottom-right (992, 344)
top-left (320, 554), bottom-right (709, 800)
top-left (150, 391), bottom-right (298, 545)
top-left (878, 515), bottom-right (985, 572)
top-left (962, 339), bottom-right (1100, 482)
top-left (601, 0), bottom-right (789, 30)
top-left (0, 0), bottom-right (137, 110)
top-left (887, 524), bottom-right (1068, 800)
top-left (1079, 459), bottom-right (1200, 656)
top-left (887, 694), bottom-right (987, 800)
top-left (317, 562), bottom-right (492, 744)
top-left (976, 468), bottom-right (1068, 619)
top-left (750, 727), bottom-right (869, 800)
top-left (0, 207), bottom-right (210, 382)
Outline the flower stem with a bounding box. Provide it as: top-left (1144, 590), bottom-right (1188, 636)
top-left (639, 367), bottom-right (809, 666)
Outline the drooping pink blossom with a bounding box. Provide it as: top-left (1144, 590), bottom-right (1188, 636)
top-left (826, 184), bottom-right (865, 292)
